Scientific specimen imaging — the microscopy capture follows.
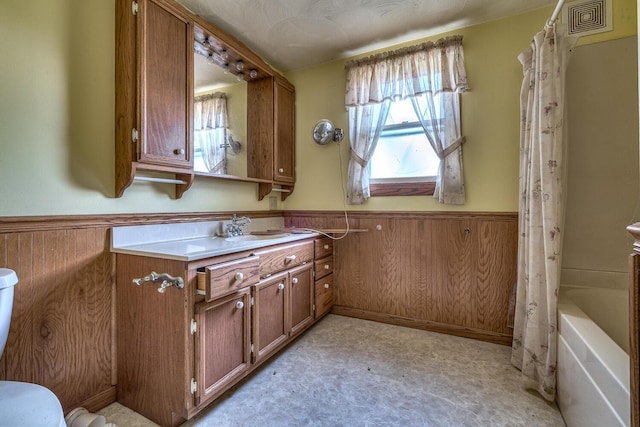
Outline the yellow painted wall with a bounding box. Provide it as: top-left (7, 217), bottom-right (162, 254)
top-left (0, 0), bottom-right (268, 216)
top-left (0, 0), bottom-right (635, 216)
top-left (284, 0), bottom-right (637, 212)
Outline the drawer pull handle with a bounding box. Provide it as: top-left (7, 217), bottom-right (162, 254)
top-left (324, 264), bottom-right (330, 270)
top-left (285, 255), bottom-right (296, 263)
top-left (323, 244), bottom-right (329, 250)
top-left (278, 283), bottom-right (285, 290)
top-left (324, 283), bottom-right (330, 289)
top-left (235, 272), bottom-right (244, 281)
top-left (236, 301), bottom-right (244, 309)
top-left (292, 278), bottom-right (299, 284)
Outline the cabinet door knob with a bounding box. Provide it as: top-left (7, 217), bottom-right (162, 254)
top-left (174, 148), bottom-right (185, 155)
top-left (284, 255), bottom-right (296, 263)
top-left (236, 301), bottom-right (244, 309)
top-left (324, 264), bottom-right (330, 270)
top-left (277, 283), bottom-right (285, 290)
top-left (235, 272), bottom-right (244, 281)
top-left (278, 167), bottom-right (284, 173)
top-left (324, 283), bottom-right (330, 289)
top-left (292, 277), bottom-right (298, 284)
top-left (323, 244), bottom-right (329, 250)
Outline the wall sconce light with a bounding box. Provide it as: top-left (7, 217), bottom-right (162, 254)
top-left (235, 60), bottom-right (244, 71)
top-left (236, 72), bottom-right (244, 81)
top-left (249, 69), bottom-right (258, 79)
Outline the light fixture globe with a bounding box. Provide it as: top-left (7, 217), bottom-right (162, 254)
top-left (312, 119), bottom-right (343, 145)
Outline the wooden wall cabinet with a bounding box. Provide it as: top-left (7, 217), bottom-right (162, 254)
top-left (115, 0), bottom-right (195, 198)
top-left (116, 0), bottom-right (298, 200)
top-left (247, 76), bottom-right (296, 201)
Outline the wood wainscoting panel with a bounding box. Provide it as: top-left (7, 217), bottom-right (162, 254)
top-left (0, 211), bottom-right (283, 414)
top-left (0, 228), bottom-right (114, 412)
top-left (285, 211), bottom-right (518, 344)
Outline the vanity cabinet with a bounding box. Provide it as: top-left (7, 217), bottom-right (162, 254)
top-left (314, 237), bottom-right (334, 319)
top-left (115, 0), bottom-right (195, 198)
top-left (116, 237), bottom-right (325, 427)
top-left (247, 76), bottom-right (296, 201)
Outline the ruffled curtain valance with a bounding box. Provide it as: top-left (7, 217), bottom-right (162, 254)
top-left (345, 35), bottom-right (468, 108)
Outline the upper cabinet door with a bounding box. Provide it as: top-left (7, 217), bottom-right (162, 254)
top-left (138, 0), bottom-right (193, 168)
top-left (273, 78), bottom-right (295, 184)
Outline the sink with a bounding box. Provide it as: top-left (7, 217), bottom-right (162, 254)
top-left (225, 233), bottom-right (289, 242)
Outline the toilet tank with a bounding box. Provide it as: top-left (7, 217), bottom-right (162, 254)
top-left (0, 268), bottom-right (18, 357)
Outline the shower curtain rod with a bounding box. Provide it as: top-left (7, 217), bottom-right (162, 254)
top-left (548, 0), bottom-right (566, 25)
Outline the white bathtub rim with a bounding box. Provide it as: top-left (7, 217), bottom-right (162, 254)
top-left (558, 294), bottom-right (630, 425)
top-left (558, 333), bottom-right (627, 427)
top-left (558, 299), bottom-right (630, 394)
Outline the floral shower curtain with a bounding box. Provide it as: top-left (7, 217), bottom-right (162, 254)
top-left (511, 23), bottom-right (574, 401)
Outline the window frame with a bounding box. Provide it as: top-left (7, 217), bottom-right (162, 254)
top-left (369, 100), bottom-right (439, 197)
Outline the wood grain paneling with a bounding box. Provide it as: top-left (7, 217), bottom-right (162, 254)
top-left (0, 228), bottom-right (114, 412)
top-left (285, 211), bottom-right (518, 344)
top-left (0, 209), bottom-right (516, 418)
top-left (0, 210), bottom-right (281, 414)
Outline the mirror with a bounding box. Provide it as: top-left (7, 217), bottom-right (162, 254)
top-left (192, 22), bottom-right (271, 182)
top-left (193, 51), bottom-right (247, 177)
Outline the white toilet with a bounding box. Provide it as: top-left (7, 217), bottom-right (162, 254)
top-left (0, 268), bottom-right (66, 427)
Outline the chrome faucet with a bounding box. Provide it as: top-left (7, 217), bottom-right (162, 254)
top-left (225, 214), bottom-right (251, 237)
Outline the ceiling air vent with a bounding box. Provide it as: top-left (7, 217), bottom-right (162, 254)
top-left (562, 0), bottom-right (612, 36)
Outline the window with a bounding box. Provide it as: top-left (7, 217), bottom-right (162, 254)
top-left (369, 98), bottom-right (439, 196)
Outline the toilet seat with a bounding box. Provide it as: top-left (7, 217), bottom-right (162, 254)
top-left (0, 381), bottom-right (66, 427)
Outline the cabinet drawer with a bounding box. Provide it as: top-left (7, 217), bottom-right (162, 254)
top-left (314, 238), bottom-right (333, 259)
top-left (254, 241), bottom-right (313, 278)
top-left (314, 256), bottom-right (333, 280)
top-left (199, 255), bottom-right (260, 301)
top-left (315, 274), bottom-right (334, 319)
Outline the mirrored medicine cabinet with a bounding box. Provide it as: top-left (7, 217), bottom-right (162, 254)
top-left (115, 0), bottom-right (295, 200)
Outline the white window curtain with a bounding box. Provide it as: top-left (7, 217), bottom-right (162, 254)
top-left (344, 35), bottom-right (468, 205)
top-left (194, 93), bottom-right (228, 174)
top-left (511, 23), bottom-right (575, 401)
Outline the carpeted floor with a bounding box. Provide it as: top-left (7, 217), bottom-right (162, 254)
top-left (98, 314), bottom-right (565, 427)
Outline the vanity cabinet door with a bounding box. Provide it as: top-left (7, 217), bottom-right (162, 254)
top-left (289, 263), bottom-right (314, 337)
top-left (194, 288), bottom-right (251, 406)
top-left (315, 274), bottom-right (334, 319)
top-left (252, 272), bottom-right (289, 364)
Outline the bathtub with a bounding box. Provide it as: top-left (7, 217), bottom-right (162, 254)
top-left (557, 287), bottom-right (630, 427)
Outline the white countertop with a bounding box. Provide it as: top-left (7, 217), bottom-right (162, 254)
top-left (110, 218), bottom-right (319, 261)
top-left (111, 233), bottom-right (318, 261)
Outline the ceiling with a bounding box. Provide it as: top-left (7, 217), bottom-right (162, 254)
top-left (178, 0), bottom-right (558, 72)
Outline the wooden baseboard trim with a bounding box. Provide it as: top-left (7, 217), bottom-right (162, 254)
top-left (331, 306), bottom-right (513, 346)
top-left (66, 386), bottom-right (117, 414)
